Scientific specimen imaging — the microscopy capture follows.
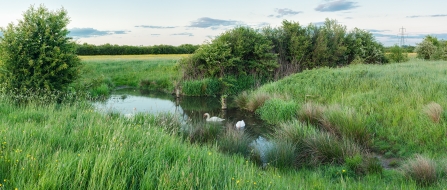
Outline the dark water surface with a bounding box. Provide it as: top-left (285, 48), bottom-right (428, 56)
top-left (93, 88), bottom-right (273, 137)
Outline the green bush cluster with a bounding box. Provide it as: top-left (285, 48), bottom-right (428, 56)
top-left (0, 5), bottom-right (82, 97)
top-left (387, 45), bottom-right (410, 63)
top-left (415, 35), bottom-right (447, 60)
top-left (179, 19), bottom-right (387, 97)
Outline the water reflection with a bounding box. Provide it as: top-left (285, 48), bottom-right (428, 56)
top-left (93, 88), bottom-right (273, 137)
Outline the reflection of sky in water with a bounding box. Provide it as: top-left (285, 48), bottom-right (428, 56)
top-left (94, 95), bottom-right (183, 116)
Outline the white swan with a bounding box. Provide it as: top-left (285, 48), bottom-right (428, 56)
top-left (124, 108), bottom-right (137, 119)
top-left (203, 113), bottom-right (225, 122)
top-left (235, 120), bottom-right (245, 129)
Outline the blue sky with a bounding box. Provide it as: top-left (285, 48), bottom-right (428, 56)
top-left (1, 0), bottom-right (446, 46)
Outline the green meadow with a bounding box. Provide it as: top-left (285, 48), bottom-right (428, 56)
top-left (75, 54), bottom-right (188, 97)
top-left (2, 56), bottom-right (447, 189)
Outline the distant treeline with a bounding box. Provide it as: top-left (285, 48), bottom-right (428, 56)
top-left (75, 43), bottom-right (200, 55)
top-left (384, 45), bottom-right (416, 53)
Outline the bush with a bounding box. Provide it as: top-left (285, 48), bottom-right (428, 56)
top-left (387, 45), bottom-right (409, 63)
top-left (0, 5), bottom-right (82, 96)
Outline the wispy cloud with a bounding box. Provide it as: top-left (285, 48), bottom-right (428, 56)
top-left (135, 25), bottom-right (176, 29)
top-left (368, 29), bottom-right (391, 33)
top-left (268, 8), bottom-right (302, 18)
top-left (407, 14), bottom-right (447, 18)
top-left (256, 22), bottom-right (271, 28)
top-left (188, 17), bottom-right (243, 29)
top-left (311, 21), bottom-right (326, 26)
top-left (171, 32), bottom-right (194, 36)
top-left (151, 34), bottom-right (160, 36)
top-left (69, 28), bottom-right (128, 38)
top-left (315, 0), bottom-right (359, 12)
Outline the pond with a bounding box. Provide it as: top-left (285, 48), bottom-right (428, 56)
top-left (93, 88), bottom-right (274, 138)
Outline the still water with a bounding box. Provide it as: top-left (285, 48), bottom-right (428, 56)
top-left (93, 88), bottom-right (273, 137)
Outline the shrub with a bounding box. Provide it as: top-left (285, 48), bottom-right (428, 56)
top-left (0, 5), bottom-right (82, 96)
top-left (415, 36), bottom-right (437, 60)
top-left (387, 45), bottom-right (409, 63)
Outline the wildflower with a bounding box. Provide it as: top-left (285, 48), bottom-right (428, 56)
top-left (342, 169), bottom-right (346, 173)
top-left (253, 182), bottom-right (257, 185)
top-left (208, 152), bottom-right (212, 156)
top-left (231, 178), bottom-right (234, 180)
top-left (236, 180), bottom-right (240, 184)
top-left (0, 183), bottom-right (2, 187)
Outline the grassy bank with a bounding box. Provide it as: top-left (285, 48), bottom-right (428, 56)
top-left (240, 60), bottom-right (447, 158)
top-left (74, 54), bottom-right (187, 97)
top-left (0, 93), bottom-right (429, 189)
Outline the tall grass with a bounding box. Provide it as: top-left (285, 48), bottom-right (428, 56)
top-left (242, 60), bottom-right (447, 156)
top-left (401, 155), bottom-right (438, 186)
top-left (1, 90), bottom-right (445, 188)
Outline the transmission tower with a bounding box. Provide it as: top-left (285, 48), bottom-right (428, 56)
top-left (398, 27), bottom-right (407, 47)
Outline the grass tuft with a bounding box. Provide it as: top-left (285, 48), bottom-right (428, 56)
top-left (401, 154), bottom-right (438, 187)
top-left (423, 102), bottom-right (443, 123)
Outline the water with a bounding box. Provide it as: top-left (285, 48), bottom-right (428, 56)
top-left (93, 88), bottom-right (273, 138)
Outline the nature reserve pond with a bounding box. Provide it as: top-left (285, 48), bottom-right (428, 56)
top-left (93, 88), bottom-right (273, 138)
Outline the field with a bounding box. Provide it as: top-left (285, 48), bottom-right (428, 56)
top-left (75, 54), bottom-right (188, 96)
top-left (2, 55), bottom-right (447, 189)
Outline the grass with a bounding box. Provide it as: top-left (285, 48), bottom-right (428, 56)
top-left (242, 59), bottom-right (447, 158)
top-left (4, 57), bottom-right (447, 188)
top-left (74, 54), bottom-right (187, 96)
top-left (401, 155), bottom-right (438, 186)
top-left (1, 92), bottom-right (434, 189)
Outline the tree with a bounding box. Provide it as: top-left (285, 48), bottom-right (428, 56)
top-left (387, 44), bottom-right (409, 63)
top-left (415, 37), bottom-right (437, 60)
top-left (0, 5), bottom-right (81, 95)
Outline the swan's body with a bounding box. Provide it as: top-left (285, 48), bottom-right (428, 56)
top-left (235, 120), bottom-right (245, 129)
top-left (124, 108), bottom-right (137, 119)
top-left (203, 113), bottom-right (225, 122)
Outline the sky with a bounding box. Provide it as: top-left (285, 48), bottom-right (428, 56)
top-left (0, 0), bottom-right (446, 47)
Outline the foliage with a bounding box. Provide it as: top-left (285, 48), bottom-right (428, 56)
top-left (0, 5), bottom-right (81, 95)
top-left (75, 43), bottom-right (200, 55)
top-left (415, 35), bottom-right (447, 60)
top-left (344, 28), bottom-right (388, 64)
top-left (180, 26), bottom-right (277, 80)
top-left (387, 45), bottom-right (409, 63)
top-left (180, 19), bottom-right (388, 97)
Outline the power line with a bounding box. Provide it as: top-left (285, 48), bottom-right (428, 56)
top-left (398, 27), bottom-right (407, 47)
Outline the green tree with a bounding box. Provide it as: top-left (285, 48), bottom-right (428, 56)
top-left (415, 36), bottom-right (437, 60)
top-left (387, 44), bottom-right (409, 63)
top-left (0, 5), bottom-right (82, 94)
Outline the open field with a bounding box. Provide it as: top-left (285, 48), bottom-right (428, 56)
top-left (79, 54), bottom-right (189, 61)
top-left (74, 54), bottom-right (186, 96)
